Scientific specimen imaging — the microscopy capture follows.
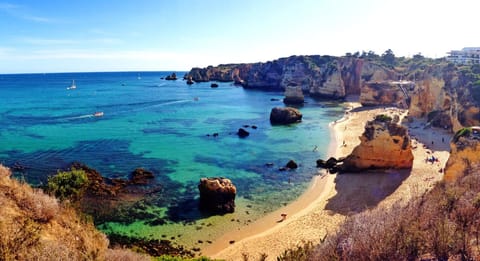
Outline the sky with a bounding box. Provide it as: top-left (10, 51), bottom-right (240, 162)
top-left (0, 0), bottom-right (479, 73)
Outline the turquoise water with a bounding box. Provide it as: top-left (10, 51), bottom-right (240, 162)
top-left (0, 72), bottom-right (343, 250)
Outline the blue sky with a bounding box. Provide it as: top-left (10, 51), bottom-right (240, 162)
top-left (0, 0), bottom-right (479, 73)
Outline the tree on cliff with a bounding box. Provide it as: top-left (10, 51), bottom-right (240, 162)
top-left (382, 49), bottom-right (396, 66)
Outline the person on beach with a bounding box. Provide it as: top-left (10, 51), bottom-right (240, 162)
top-left (277, 213), bottom-right (287, 223)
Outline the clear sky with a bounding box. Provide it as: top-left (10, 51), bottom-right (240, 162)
top-left (0, 0), bottom-right (479, 73)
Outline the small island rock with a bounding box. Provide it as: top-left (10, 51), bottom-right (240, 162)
top-left (270, 107), bottom-right (302, 125)
top-left (198, 177), bottom-right (236, 213)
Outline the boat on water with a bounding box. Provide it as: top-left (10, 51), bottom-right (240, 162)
top-left (67, 80), bottom-right (76, 90)
top-left (93, 112), bottom-right (104, 117)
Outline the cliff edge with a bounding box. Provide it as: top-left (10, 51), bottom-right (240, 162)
top-left (444, 126), bottom-right (480, 181)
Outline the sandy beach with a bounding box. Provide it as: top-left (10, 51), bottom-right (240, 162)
top-left (203, 101), bottom-right (452, 260)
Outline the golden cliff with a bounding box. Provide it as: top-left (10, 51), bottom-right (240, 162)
top-left (187, 55), bottom-right (480, 130)
top-left (342, 114), bottom-right (414, 171)
top-left (444, 127), bottom-right (480, 181)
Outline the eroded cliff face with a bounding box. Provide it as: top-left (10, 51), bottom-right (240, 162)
top-left (186, 56), bottom-right (395, 98)
top-left (187, 56), bottom-right (480, 128)
top-left (342, 115), bottom-right (414, 171)
top-left (360, 81), bottom-right (413, 108)
top-left (444, 127), bottom-right (480, 181)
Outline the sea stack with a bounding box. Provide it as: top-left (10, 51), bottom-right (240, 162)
top-left (270, 107), bottom-right (302, 125)
top-left (341, 114), bottom-right (414, 171)
top-left (198, 177), bottom-right (236, 213)
top-left (283, 83), bottom-right (304, 104)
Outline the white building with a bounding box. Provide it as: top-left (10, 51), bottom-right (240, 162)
top-left (447, 47), bottom-right (480, 64)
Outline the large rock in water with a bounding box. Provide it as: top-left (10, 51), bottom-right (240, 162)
top-left (198, 177), bottom-right (236, 213)
top-left (444, 127), bottom-right (480, 181)
top-left (283, 84), bottom-right (304, 104)
top-left (342, 114), bottom-right (414, 171)
top-left (270, 107), bottom-right (302, 125)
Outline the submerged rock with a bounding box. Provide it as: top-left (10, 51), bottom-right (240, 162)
top-left (198, 177), bottom-right (236, 213)
top-left (130, 168), bottom-right (155, 185)
top-left (270, 107), bottom-right (302, 125)
top-left (210, 83), bottom-right (219, 88)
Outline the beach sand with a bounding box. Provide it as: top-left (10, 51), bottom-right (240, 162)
top-left (203, 101), bottom-right (452, 260)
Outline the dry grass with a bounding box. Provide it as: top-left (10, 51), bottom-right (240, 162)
top-left (105, 248), bottom-right (152, 261)
top-left (310, 170), bottom-right (480, 260)
top-left (0, 165), bottom-right (110, 260)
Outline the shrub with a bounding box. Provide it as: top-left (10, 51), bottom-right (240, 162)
top-left (453, 127), bottom-right (472, 143)
top-left (46, 168), bottom-right (88, 201)
top-left (105, 248), bottom-right (151, 261)
top-left (374, 114), bottom-right (392, 122)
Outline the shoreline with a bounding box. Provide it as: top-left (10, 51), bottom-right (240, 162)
top-left (205, 101), bottom-right (453, 260)
top-left (202, 103), bottom-right (351, 259)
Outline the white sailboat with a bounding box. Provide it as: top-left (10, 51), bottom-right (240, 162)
top-left (67, 80), bottom-right (76, 90)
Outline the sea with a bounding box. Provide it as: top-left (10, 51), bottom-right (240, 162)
top-left (0, 71), bottom-right (344, 251)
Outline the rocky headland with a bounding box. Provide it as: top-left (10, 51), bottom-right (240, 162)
top-left (187, 54), bottom-right (480, 131)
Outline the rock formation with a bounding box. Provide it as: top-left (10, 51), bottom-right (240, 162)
top-left (341, 114), bottom-right (414, 171)
top-left (130, 168), bottom-right (155, 185)
top-left (186, 55), bottom-right (480, 131)
top-left (285, 160), bottom-right (298, 169)
top-left (198, 177), bottom-right (236, 213)
top-left (165, 73), bottom-right (177, 80)
top-left (444, 127), bottom-right (480, 181)
top-left (237, 128), bottom-right (249, 138)
top-left (270, 107), bottom-right (302, 125)
top-left (283, 83), bottom-right (304, 104)
top-left (360, 81), bottom-right (413, 108)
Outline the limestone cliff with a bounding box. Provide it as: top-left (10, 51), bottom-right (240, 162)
top-left (360, 81), bottom-right (413, 108)
top-left (342, 114), bottom-right (414, 171)
top-left (186, 55), bottom-right (395, 98)
top-left (444, 127), bottom-right (480, 181)
top-left (187, 56), bottom-right (480, 129)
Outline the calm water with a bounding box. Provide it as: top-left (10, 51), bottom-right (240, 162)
top-left (0, 71), bottom-right (343, 250)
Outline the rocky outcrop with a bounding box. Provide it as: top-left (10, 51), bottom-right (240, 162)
top-left (360, 81), bottom-right (413, 108)
top-left (342, 115), bottom-right (414, 171)
top-left (198, 177), bottom-right (236, 213)
top-left (237, 128), bottom-right (249, 138)
top-left (130, 168), bottom-right (155, 185)
top-left (270, 107), bottom-right (302, 125)
top-left (283, 84), bottom-right (304, 104)
top-left (185, 56), bottom-right (395, 97)
top-left (444, 127), bottom-right (480, 181)
top-left (187, 56), bottom-right (480, 131)
top-left (165, 73), bottom-right (177, 80)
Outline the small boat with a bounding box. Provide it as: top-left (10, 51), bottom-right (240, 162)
top-left (93, 112), bottom-right (104, 117)
top-left (67, 80), bottom-right (76, 90)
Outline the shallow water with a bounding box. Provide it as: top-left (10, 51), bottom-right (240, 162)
top-left (0, 71), bottom-right (344, 250)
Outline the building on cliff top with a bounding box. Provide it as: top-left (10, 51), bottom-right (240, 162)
top-left (447, 47), bottom-right (480, 64)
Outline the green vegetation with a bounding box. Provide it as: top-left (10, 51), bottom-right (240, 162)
top-left (374, 114), bottom-right (392, 122)
top-left (453, 127), bottom-right (473, 143)
top-left (46, 168), bottom-right (88, 201)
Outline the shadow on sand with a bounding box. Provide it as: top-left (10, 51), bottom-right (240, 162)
top-left (325, 169), bottom-right (411, 215)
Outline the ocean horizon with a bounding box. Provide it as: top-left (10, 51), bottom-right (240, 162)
top-left (0, 71), bottom-right (344, 250)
